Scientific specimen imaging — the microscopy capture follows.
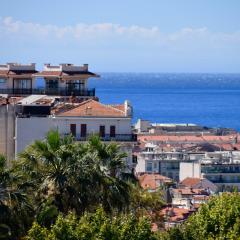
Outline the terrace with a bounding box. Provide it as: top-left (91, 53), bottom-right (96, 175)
top-left (0, 87), bottom-right (95, 97)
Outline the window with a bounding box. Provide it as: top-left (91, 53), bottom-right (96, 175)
top-left (70, 124), bottom-right (76, 137)
top-left (81, 124), bottom-right (87, 138)
top-left (154, 162), bottom-right (158, 169)
top-left (46, 79), bottom-right (58, 89)
top-left (99, 125), bottom-right (105, 138)
top-left (0, 78), bottom-right (6, 84)
top-left (146, 162), bottom-right (153, 172)
top-left (13, 79), bottom-right (31, 89)
top-left (110, 125), bottom-right (116, 138)
top-left (132, 155), bottom-right (137, 164)
top-left (66, 80), bottom-right (85, 91)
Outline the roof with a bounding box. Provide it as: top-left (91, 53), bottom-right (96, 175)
top-left (0, 70), bottom-right (38, 77)
top-left (35, 70), bottom-right (98, 77)
top-left (172, 188), bottom-right (207, 195)
top-left (138, 173), bottom-right (173, 190)
top-left (180, 178), bottom-right (203, 187)
top-left (138, 134), bottom-right (239, 144)
top-left (160, 207), bottom-right (193, 223)
top-left (55, 99), bottom-right (126, 117)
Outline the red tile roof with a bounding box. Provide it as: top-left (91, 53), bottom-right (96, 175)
top-left (160, 207), bottom-right (193, 223)
top-left (138, 173), bottom-right (173, 190)
top-left (180, 177), bottom-right (203, 188)
top-left (172, 188), bottom-right (206, 195)
top-left (56, 99), bottom-right (126, 117)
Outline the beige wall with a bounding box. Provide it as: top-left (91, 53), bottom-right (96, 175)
top-left (0, 104), bottom-right (16, 165)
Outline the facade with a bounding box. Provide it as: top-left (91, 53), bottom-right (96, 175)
top-left (0, 63), bottom-right (99, 97)
top-left (135, 135), bottom-right (240, 183)
top-left (135, 142), bottom-right (187, 181)
top-left (15, 98), bottom-right (136, 170)
top-left (0, 63), bottom-right (37, 95)
top-left (179, 158), bottom-right (240, 190)
top-left (35, 63), bottom-right (99, 97)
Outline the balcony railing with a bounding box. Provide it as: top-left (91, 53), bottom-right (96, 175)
top-left (74, 134), bottom-right (137, 142)
top-left (0, 88), bottom-right (95, 96)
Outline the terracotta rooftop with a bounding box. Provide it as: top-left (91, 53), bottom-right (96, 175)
top-left (180, 177), bottom-right (203, 188)
top-left (55, 99), bottom-right (126, 117)
top-left (0, 70), bottom-right (37, 76)
top-left (138, 173), bottom-right (173, 190)
top-left (138, 134), bottom-right (239, 144)
top-left (172, 188), bottom-right (207, 195)
top-left (160, 207), bottom-right (193, 223)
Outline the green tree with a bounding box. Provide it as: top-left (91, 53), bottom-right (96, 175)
top-left (162, 192), bottom-right (240, 240)
top-left (25, 208), bottom-right (157, 240)
top-left (0, 154), bottom-right (33, 239)
top-left (15, 131), bottom-right (133, 218)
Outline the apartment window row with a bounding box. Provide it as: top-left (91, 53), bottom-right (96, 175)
top-left (70, 124), bottom-right (116, 138)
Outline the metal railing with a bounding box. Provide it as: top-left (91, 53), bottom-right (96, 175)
top-left (0, 88), bottom-right (95, 96)
top-left (74, 134), bottom-right (137, 142)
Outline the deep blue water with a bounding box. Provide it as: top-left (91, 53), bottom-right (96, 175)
top-left (37, 73), bottom-right (240, 130)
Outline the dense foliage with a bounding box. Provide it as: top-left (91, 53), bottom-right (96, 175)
top-left (0, 131), bottom-right (163, 239)
top-left (161, 192), bottom-right (240, 240)
top-left (2, 130), bottom-right (240, 239)
top-left (24, 208), bottom-right (157, 240)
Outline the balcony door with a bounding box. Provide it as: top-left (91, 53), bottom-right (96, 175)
top-left (13, 79), bottom-right (32, 94)
top-left (46, 79), bottom-right (59, 94)
top-left (66, 80), bottom-right (85, 94)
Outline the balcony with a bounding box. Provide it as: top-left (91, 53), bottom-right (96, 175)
top-left (0, 88), bottom-right (95, 97)
top-left (202, 166), bottom-right (240, 174)
top-left (75, 134), bottom-right (137, 142)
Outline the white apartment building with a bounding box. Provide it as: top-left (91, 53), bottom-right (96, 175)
top-left (15, 98), bottom-right (136, 170)
top-left (135, 141), bottom-right (240, 183)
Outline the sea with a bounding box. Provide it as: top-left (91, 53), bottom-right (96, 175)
top-left (38, 73), bottom-right (240, 130)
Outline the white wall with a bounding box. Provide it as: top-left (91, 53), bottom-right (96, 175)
top-left (135, 155), bottom-right (146, 173)
top-left (55, 117), bottom-right (131, 136)
top-left (15, 116), bottom-right (132, 155)
top-left (179, 161), bottom-right (201, 181)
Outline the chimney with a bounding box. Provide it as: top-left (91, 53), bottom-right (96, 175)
top-left (83, 64), bottom-right (88, 71)
top-left (124, 100), bottom-right (132, 117)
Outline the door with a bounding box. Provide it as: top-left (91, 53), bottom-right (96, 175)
top-left (13, 79), bottom-right (32, 94)
top-left (81, 124), bottom-right (87, 138)
top-left (110, 125), bottom-right (116, 138)
top-left (70, 124), bottom-right (76, 137)
top-left (99, 125), bottom-right (105, 138)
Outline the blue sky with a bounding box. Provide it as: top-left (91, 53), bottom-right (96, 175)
top-left (0, 0), bottom-right (240, 72)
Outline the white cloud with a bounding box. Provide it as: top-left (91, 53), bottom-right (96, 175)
top-left (0, 16), bottom-right (240, 72)
top-left (0, 17), bottom-right (160, 40)
top-left (1, 16), bottom-right (240, 46)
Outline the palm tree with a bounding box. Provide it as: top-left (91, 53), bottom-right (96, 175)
top-left (0, 154), bottom-right (33, 239)
top-left (17, 131), bottom-right (133, 217)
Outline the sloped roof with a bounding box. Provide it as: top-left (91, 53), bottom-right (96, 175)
top-left (35, 70), bottom-right (98, 77)
top-left (56, 99), bottom-right (126, 117)
top-left (0, 70), bottom-right (38, 76)
top-left (160, 207), bottom-right (193, 223)
top-left (180, 177), bottom-right (203, 187)
top-left (138, 173), bottom-right (173, 190)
